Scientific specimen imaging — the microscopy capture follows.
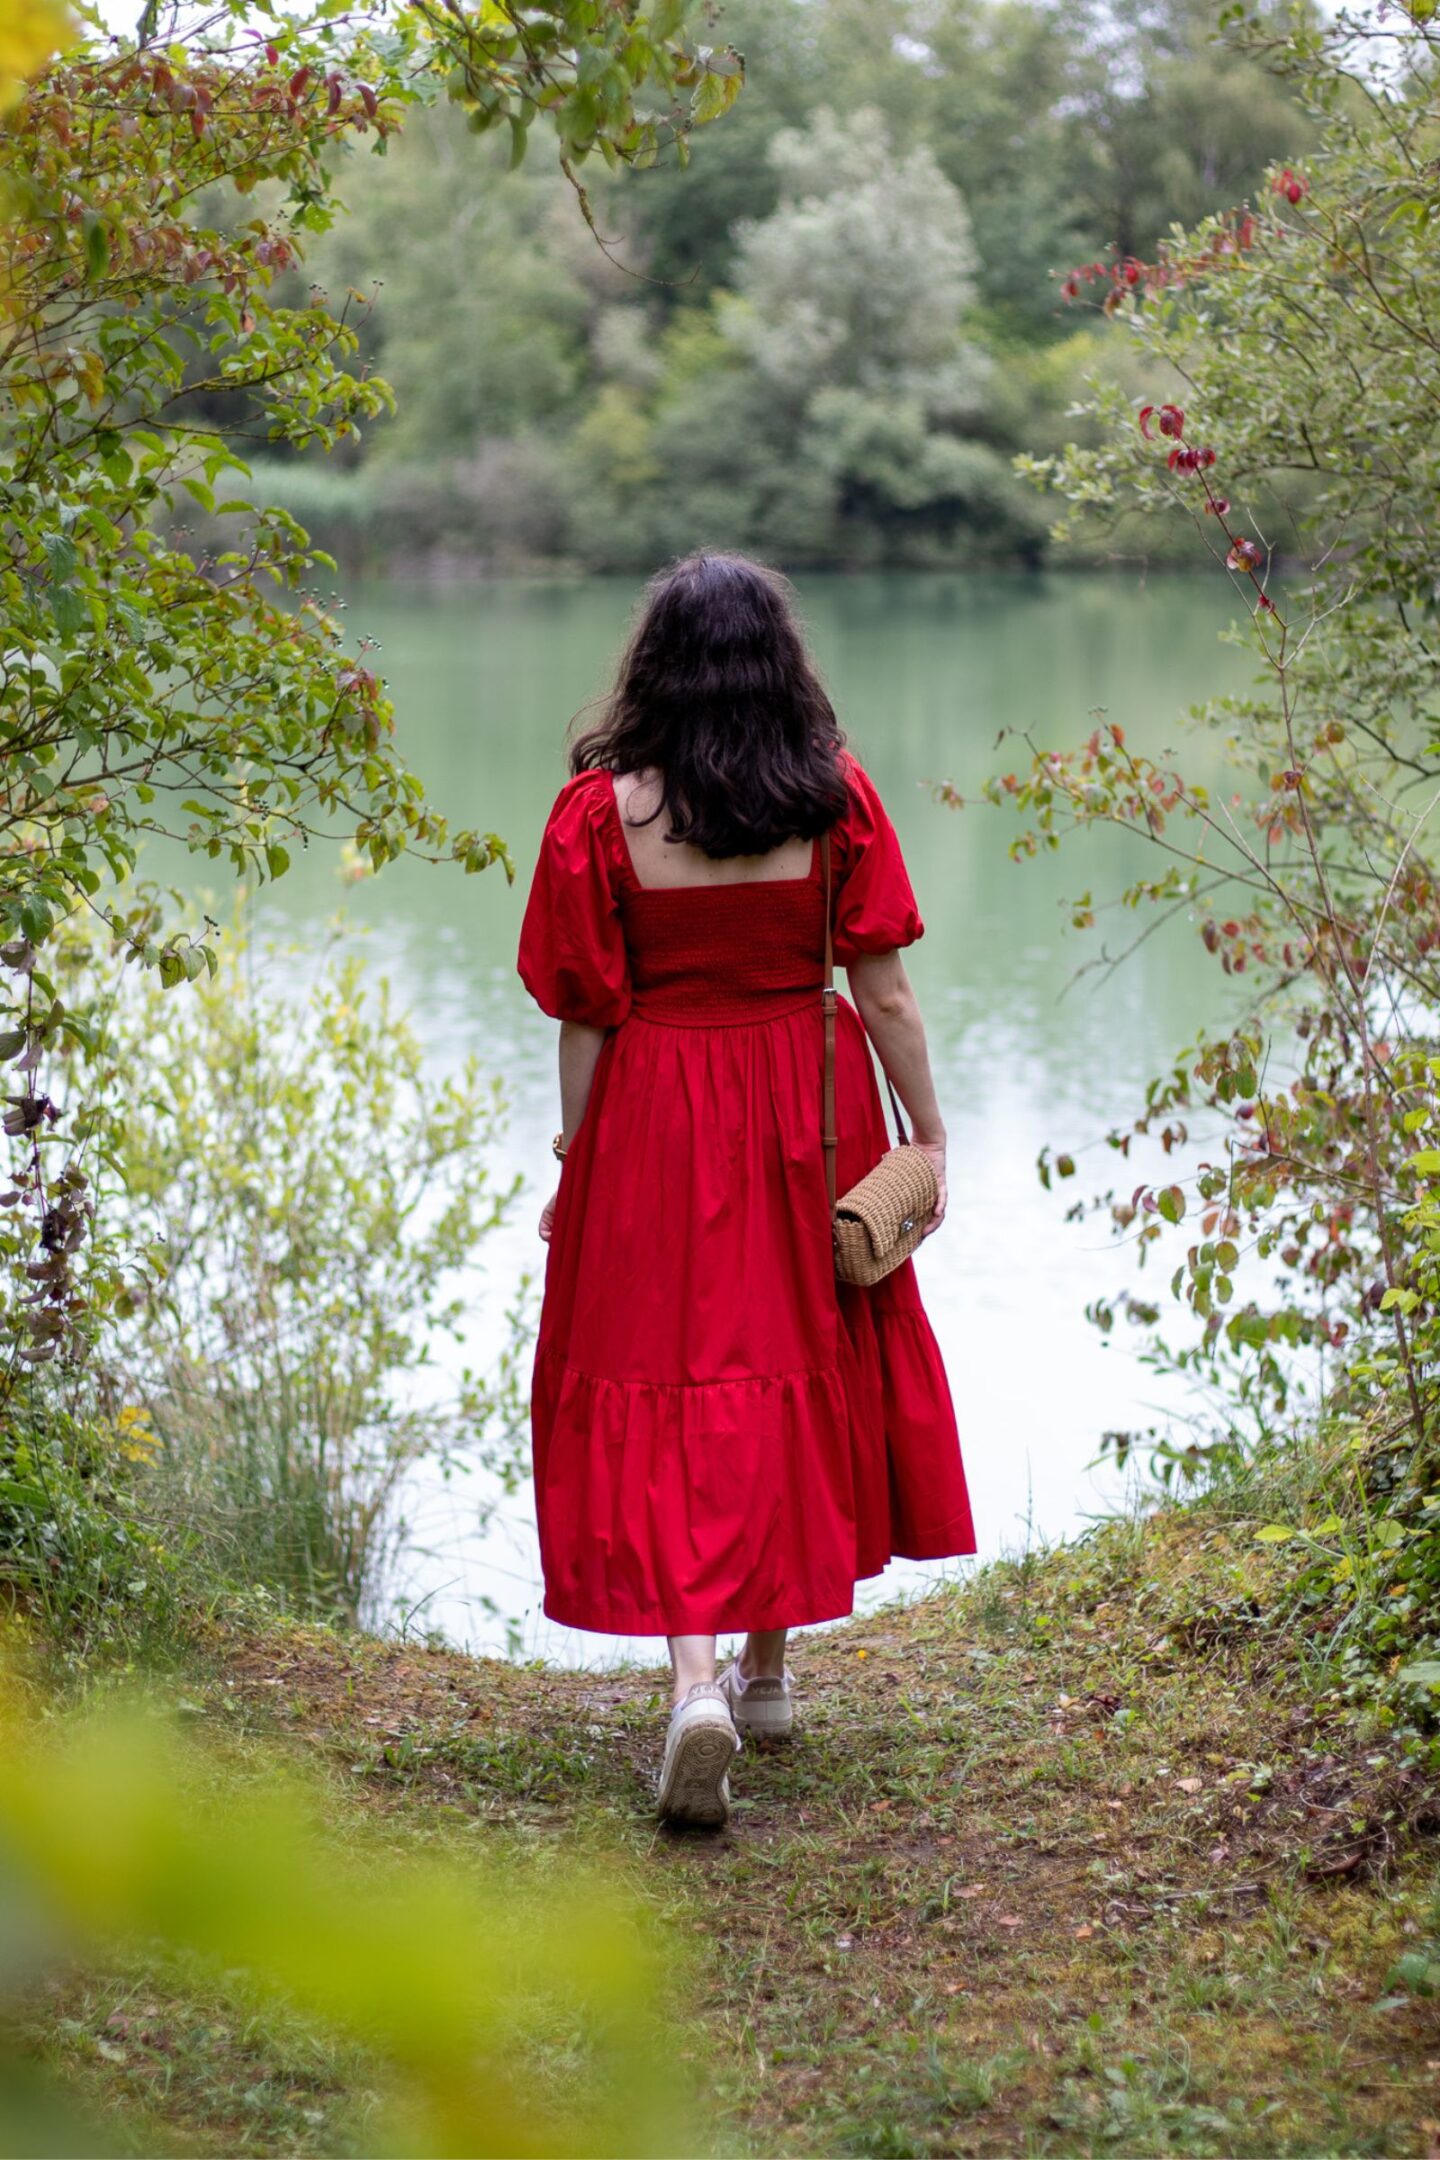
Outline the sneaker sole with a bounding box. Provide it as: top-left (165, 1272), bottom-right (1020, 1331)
top-left (734, 1705), bottom-right (794, 1742)
top-left (658, 1719), bottom-right (737, 1827)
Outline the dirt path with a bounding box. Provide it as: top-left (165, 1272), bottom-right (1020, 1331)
top-left (210, 1509), bottom-right (1440, 2157)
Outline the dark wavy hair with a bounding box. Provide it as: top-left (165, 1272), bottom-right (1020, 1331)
top-left (569, 551), bottom-right (849, 859)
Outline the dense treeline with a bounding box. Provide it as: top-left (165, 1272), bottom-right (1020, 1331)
top-left (252, 0), bottom-right (1312, 572)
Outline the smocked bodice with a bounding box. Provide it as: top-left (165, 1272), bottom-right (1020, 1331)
top-left (620, 857), bottom-right (826, 1025)
top-left (516, 760), bottom-right (925, 1038)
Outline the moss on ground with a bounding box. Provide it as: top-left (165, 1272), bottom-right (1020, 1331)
top-left (13, 1490), bottom-right (1440, 2157)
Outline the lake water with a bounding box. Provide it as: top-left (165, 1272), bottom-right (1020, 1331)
top-left (238, 569), bottom-right (1256, 1667)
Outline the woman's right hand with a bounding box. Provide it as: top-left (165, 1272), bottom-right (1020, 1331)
top-left (913, 1137), bottom-right (947, 1238)
top-left (539, 1188), bottom-right (559, 1243)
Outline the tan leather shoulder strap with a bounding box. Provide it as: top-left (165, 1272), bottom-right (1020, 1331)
top-left (821, 830), bottom-right (837, 1212)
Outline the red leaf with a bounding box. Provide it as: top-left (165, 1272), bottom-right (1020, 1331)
top-left (1138, 405), bottom-right (1155, 439)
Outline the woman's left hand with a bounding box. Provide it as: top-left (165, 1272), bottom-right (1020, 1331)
top-left (539, 1188), bottom-right (559, 1243)
top-left (913, 1138), bottom-right (947, 1238)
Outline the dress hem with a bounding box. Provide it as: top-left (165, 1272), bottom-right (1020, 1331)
top-left (542, 1588), bottom-right (859, 1637)
top-left (539, 1522), bottom-right (979, 1636)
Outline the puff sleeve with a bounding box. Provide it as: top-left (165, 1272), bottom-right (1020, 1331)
top-left (517, 772), bottom-right (632, 1027)
top-left (832, 753), bottom-right (925, 965)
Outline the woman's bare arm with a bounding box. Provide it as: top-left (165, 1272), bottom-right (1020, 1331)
top-left (539, 1020), bottom-right (608, 1242)
top-left (845, 950), bottom-right (947, 1234)
top-left (559, 1019), bottom-right (608, 1145)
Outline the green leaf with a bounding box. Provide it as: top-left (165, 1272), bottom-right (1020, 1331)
top-left (1398, 1661), bottom-right (1440, 1689)
top-left (1157, 1184), bottom-right (1185, 1224)
top-left (0, 1478), bottom-right (46, 1509)
top-left (42, 532), bottom-right (77, 582)
top-left (1254, 1523), bottom-right (1293, 1543)
top-left (691, 59), bottom-right (743, 127)
top-left (50, 586), bottom-right (89, 640)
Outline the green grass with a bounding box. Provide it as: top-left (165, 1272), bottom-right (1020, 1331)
top-left (10, 1442), bottom-right (1440, 2157)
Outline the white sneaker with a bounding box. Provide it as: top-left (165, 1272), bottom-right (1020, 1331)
top-left (719, 1659), bottom-right (796, 1742)
top-left (657, 1682), bottom-right (741, 1827)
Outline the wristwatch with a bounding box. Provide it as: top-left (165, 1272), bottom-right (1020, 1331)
top-left (552, 1132), bottom-right (567, 1162)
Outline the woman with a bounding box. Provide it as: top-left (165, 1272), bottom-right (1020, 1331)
top-left (517, 552), bottom-right (976, 1828)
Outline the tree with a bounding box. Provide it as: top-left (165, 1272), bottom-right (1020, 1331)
top-left (563, 104), bottom-right (1046, 566)
top-left (302, 111), bottom-right (592, 464)
top-left (722, 105), bottom-right (1039, 560)
top-left (920, 0), bottom-right (1314, 336)
top-left (726, 105), bottom-right (979, 399)
top-left (623, 0), bottom-right (823, 304)
top-left (0, 0), bottom-right (743, 1382)
top-left (988, 5), bottom-right (1440, 1493)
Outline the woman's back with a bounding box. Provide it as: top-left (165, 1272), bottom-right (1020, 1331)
top-left (599, 766), bottom-right (826, 1026)
top-left (613, 768), bottom-right (814, 889)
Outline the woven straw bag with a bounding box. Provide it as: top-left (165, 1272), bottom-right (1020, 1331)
top-left (831, 1141), bottom-right (937, 1286)
top-left (820, 832), bottom-right (939, 1287)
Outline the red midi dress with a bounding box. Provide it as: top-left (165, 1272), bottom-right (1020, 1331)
top-left (516, 751), bottom-right (976, 1636)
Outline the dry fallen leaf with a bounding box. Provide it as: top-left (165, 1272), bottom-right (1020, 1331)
top-left (1177, 1777), bottom-right (1204, 1794)
top-left (1073, 1924), bottom-right (1095, 1941)
top-left (956, 1883), bottom-right (986, 1900)
top-left (998, 1915), bottom-right (1023, 1929)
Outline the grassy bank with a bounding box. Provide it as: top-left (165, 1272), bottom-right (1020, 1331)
top-left (12, 1431), bottom-right (1439, 2159)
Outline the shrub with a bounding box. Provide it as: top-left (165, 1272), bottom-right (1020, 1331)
top-left (55, 919), bottom-right (530, 1627)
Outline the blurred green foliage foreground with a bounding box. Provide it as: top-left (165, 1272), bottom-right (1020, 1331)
top-left (0, 1663), bottom-right (680, 2158)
